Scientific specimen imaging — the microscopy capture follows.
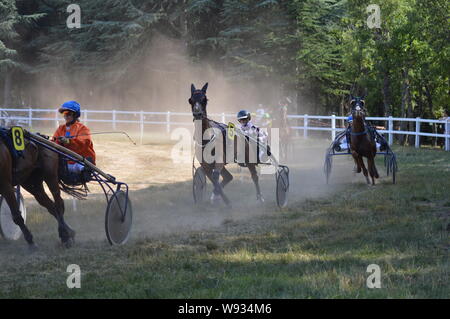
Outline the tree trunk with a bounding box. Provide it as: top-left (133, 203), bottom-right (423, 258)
top-left (407, 82), bottom-right (414, 146)
top-left (340, 94), bottom-right (345, 128)
top-left (3, 70), bottom-right (12, 107)
top-left (399, 68), bottom-right (409, 145)
top-left (424, 84), bottom-right (433, 116)
top-left (381, 69), bottom-right (392, 130)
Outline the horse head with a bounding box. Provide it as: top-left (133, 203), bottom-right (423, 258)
top-left (350, 94), bottom-right (366, 120)
top-left (189, 83), bottom-right (208, 120)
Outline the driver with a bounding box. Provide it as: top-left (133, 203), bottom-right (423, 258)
top-left (53, 101), bottom-right (96, 174)
top-left (236, 109), bottom-right (270, 162)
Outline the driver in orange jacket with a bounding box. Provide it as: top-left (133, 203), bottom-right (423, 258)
top-left (53, 101), bottom-right (96, 173)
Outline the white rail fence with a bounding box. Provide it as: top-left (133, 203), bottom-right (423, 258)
top-left (1, 107), bottom-right (449, 151)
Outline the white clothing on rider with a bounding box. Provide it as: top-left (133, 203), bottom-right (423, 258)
top-left (239, 120), bottom-right (269, 161)
top-left (67, 162), bottom-right (85, 173)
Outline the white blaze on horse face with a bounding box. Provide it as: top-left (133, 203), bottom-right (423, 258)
top-left (356, 105), bottom-right (361, 111)
top-left (170, 128), bottom-right (192, 164)
top-left (193, 102), bottom-right (202, 114)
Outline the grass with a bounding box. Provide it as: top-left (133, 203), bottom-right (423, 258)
top-left (0, 145), bottom-right (449, 298)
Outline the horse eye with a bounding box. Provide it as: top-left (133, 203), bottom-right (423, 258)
top-left (188, 98), bottom-right (193, 104)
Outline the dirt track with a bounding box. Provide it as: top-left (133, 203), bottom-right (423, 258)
top-left (4, 135), bottom-right (366, 251)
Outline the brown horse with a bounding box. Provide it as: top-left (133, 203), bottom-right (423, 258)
top-left (274, 102), bottom-right (292, 162)
top-left (0, 132), bottom-right (75, 250)
top-left (349, 96), bottom-right (379, 185)
top-left (189, 83), bottom-right (265, 206)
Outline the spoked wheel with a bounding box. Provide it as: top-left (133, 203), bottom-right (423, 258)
top-left (105, 190), bottom-right (132, 245)
top-left (193, 166), bottom-right (207, 203)
top-left (0, 193), bottom-right (26, 241)
top-left (324, 153), bottom-right (333, 184)
top-left (276, 166), bottom-right (289, 208)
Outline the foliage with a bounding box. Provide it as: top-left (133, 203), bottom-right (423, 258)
top-left (1, 0), bottom-right (449, 120)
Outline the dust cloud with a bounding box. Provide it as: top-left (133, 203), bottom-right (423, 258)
top-left (28, 33), bottom-right (293, 115)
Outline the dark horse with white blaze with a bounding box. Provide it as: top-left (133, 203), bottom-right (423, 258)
top-left (189, 83), bottom-right (265, 206)
top-left (349, 96), bottom-right (379, 185)
top-left (0, 134), bottom-right (75, 250)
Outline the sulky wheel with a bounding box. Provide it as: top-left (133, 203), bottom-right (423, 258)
top-left (193, 166), bottom-right (207, 204)
top-left (276, 167), bottom-right (290, 208)
top-left (0, 193), bottom-right (26, 241)
top-left (105, 190), bottom-right (132, 245)
top-left (324, 153), bottom-right (333, 184)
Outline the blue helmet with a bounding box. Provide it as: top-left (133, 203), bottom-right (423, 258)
top-left (347, 115), bottom-right (353, 123)
top-left (237, 110), bottom-right (251, 121)
top-left (59, 101), bottom-right (81, 118)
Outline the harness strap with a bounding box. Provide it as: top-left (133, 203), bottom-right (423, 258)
top-left (350, 130), bottom-right (368, 136)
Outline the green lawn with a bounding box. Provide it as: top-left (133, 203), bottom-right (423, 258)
top-left (0, 145), bottom-right (448, 298)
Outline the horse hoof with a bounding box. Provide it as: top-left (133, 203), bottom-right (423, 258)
top-left (28, 243), bottom-right (38, 253)
top-left (210, 193), bottom-right (221, 204)
top-left (62, 238), bottom-right (74, 249)
top-left (67, 228), bottom-right (76, 240)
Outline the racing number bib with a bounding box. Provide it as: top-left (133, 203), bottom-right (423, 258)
top-left (227, 122), bottom-right (235, 140)
top-left (11, 126), bottom-right (25, 151)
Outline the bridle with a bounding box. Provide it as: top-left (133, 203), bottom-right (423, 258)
top-left (350, 97), bottom-right (368, 136)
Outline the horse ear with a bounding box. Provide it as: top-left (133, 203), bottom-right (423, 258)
top-left (191, 84), bottom-right (196, 94)
top-left (201, 83), bottom-right (208, 93)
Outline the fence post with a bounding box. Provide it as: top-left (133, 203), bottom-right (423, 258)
top-left (415, 117), bottom-right (420, 148)
top-left (28, 108), bottom-right (32, 128)
top-left (112, 110), bottom-right (116, 130)
top-left (222, 112), bottom-right (225, 124)
top-left (304, 114), bottom-right (308, 138)
top-left (166, 111), bottom-right (171, 133)
top-left (55, 109), bottom-right (59, 128)
top-left (388, 116), bottom-right (393, 146)
top-left (331, 114), bottom-right (336, 141)
top-left (140, 111), bottom-right (144, 145)
top-left (445, 119), bottom-right (450, 151)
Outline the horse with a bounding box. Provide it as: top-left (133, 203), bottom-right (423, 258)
top-left (0, 131), bottom-right (76, 250)
top-left (274, 103), bottom-right (292, 162)
top-left (189, 83), bottom-right (265, 206)
top-left (349, 95), bottom-right (379, 185)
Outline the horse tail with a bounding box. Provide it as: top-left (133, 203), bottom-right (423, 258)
top-left (58, 179), bottom-right (89, 200)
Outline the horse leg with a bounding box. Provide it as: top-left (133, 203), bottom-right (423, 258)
top-left (220, 167), bottom-right (233, 189)
top-left (203, 166), bottom-right (231, 207)
top-left (358, 156), bottom-right (370, 184)
top-left (45, 175), bottom-right (75, 246)
top-left (247, 164), bottom-right (264, 202)
top-left (211, 166), bottom-right (231, 207)
top-left (351, 151), bottom-right (361, 173)
top-left (367, 156), bottom-right (379, 185)
top-left (22, 180), bottom-right (75, 247)
top-left (0, 185), bottom-right (35, 249)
